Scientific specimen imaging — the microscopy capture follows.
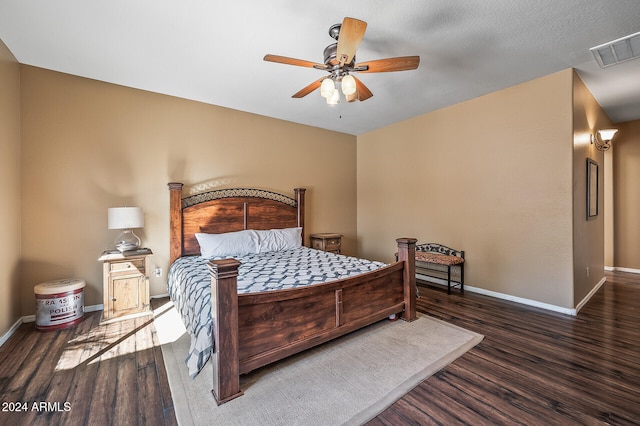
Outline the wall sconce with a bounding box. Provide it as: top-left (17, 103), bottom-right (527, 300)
top-left (590, 129), bottom-right (618, 151)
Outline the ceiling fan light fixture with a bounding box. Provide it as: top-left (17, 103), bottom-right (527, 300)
top-left (327, 89), bottom-right (340, 105)
top-left (320, 78), bottom-right (335, 98)
top-left (263, 18), bottom-right (420, 105)
top-left (341, 74), bottom-right (357, 95)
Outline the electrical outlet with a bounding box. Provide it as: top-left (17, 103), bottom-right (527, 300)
top-left (586, 267), bottom-right (590, 277)
top-left (155, 266), bottom-right (162, 278)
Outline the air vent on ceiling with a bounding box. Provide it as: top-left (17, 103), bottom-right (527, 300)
top-left (590, 31), bottom-right (640, 68)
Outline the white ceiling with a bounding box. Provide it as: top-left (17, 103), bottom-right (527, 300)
top-left (1, 0), bottom-right (639, 135)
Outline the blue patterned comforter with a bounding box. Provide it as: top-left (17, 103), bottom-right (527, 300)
top-left (167, 247), bottom-right (386, 377)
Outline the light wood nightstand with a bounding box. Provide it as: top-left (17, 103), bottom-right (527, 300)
top-left (310, 233), bottom-right (343, 254)
top-left (98, 249), bottom-right (152, 322)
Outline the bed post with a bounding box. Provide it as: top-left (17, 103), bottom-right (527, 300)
top-left (208, 258), bottom-right (244, 405)
top-left (396, 237), bottom-right (418, 321)
top-left (168, 182), bottom-right (184, 264)
top-left (294, 188), bottom-right (306, 244)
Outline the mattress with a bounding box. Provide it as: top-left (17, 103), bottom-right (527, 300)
top-left (167, 246), bottom-right (386, 377)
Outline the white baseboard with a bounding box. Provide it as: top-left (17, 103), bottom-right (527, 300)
top-left (418, 274), bottom-right (587, 316)
top-left (151, 293), bottom-right (169, 299)
top-left (463, 285), bottom-right (578, 316)
top-left (85, 303), bottom-right (103, 313)
top-left (574, 277), bottom-right (606, 313)
top-left (0, 317), bottom-right (25, 347)
top-left (0, 304), bottom-right (104, 347)
top-left (607, 266), bottom-right (640, 274)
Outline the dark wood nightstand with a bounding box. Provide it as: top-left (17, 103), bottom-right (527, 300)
top-left (310, 233), bottom-right (343, 254)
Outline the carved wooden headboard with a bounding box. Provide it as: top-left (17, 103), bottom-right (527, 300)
top-left (168, 183), bottom-right (306, 263)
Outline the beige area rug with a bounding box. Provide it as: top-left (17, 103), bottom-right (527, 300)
top-left (155, 302), bottom-right (483, 426)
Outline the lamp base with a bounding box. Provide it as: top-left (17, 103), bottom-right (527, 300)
top-left (114, 229), bottom-right (141, 252)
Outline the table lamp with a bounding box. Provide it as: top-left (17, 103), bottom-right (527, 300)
top-left (108, 207), bottom-right (144, 252)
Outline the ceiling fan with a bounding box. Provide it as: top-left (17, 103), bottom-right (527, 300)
top-left (263, 17), bottom-right (420, 104)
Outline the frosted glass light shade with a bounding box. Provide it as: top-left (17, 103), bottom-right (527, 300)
top-left (341, 75), bottom-right (356, 95)
top-left (108, 207), bottom-right (144, 229)
top-left (327, 89), bottom-right (340, 105)
top-left (598, 129), bottom-right (618, 141)
top-left (320, 78), bottom-right (335, 98)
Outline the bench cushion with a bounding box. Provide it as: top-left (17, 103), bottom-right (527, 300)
top-left (415, 252), bottom-right (464, 266)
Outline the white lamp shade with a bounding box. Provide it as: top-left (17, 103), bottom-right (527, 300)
top-left (598, 129), bottom-right (618, 141)
top-left (108, 207), bottom-right (144, 229)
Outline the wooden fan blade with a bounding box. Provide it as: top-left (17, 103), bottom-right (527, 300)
top-left (292, 77), bottom-right (325, 98)
top-left (264, 54), bottom-right (328, 70)
top-left (355, 56), bottom-right (420, 73)
top-left (353, 76), bottom-right (373, 101)
top-left (336, 17), bottom-right (367, 66)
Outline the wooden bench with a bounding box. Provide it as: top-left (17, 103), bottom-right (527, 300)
top-left (414, 243), bottom-right (464, 294)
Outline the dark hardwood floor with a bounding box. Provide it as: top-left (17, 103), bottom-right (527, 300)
top-left (1, 271), bottom-right (639, 425)
top-left (0, 301), bottom-right (177, 426)
top-left (370, 271), bottom-right (640, 425)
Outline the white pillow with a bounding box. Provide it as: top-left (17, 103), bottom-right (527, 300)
top-left (256, 227), bottom-right (302, 253)
top-left (195, 230), bottom-right (259, 258)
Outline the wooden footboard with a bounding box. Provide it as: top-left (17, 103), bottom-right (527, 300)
top-left (209, 237), bottom-right (417, 405)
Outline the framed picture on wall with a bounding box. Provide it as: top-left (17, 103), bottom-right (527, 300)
top-left (587, 158), bottom-right (598, 220)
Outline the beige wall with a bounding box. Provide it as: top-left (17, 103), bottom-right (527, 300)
top-left (19, 66), bottom-right (357, 314)
top-left (604, 147), bottom-right (614, 268)
top-left (0, 40), bottom-right (22, 337)
top-left (357, 70), bottom-right (577, 308)
top-left (571, 71), bottom-right (610, 303)
top-left (7, 60), bottom-right (623, 328)
top-left (613, 119), bottom-right (640, 269)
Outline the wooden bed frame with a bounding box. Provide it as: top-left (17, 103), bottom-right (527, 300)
top-left (168, 183), bottom-right (417, 405)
